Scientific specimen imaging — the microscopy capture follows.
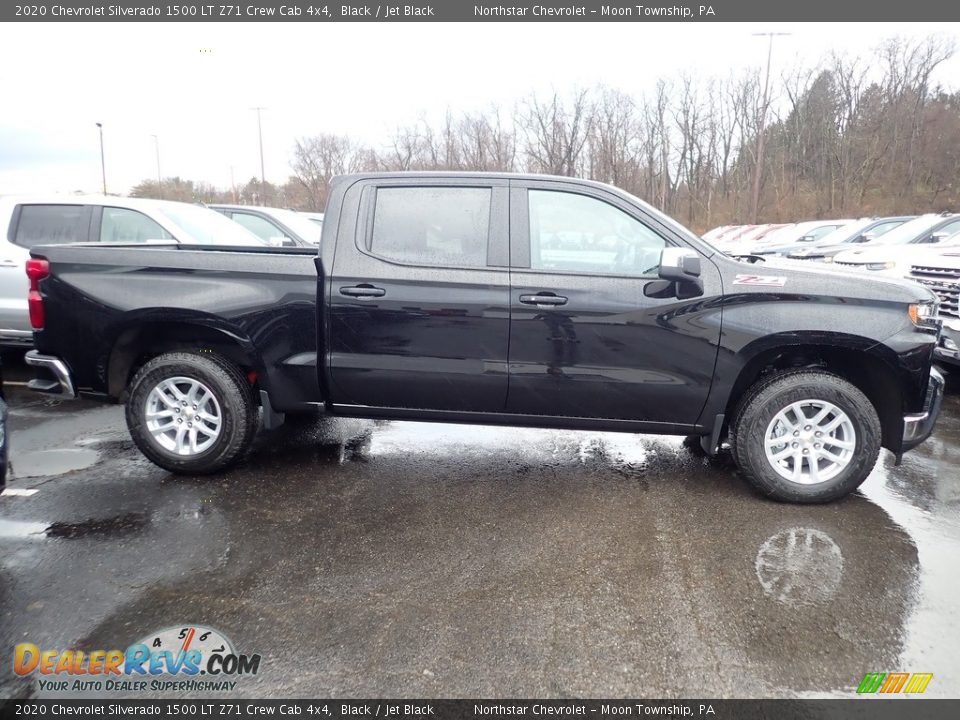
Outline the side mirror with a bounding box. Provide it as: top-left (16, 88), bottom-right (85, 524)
top-left (931, 231), bottom-right (950, 243)
top-left (658, 247), bottom-right (703, 298)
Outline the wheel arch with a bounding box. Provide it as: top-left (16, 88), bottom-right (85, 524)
top-left (107, 315), bottom-right (267, 403)
top-left (721, 334), bottom-right (903, 452)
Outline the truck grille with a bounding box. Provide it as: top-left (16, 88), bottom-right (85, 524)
top-left (910, 265), bottom-right (960, 318)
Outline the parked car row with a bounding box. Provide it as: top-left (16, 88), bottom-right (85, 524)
top-left (705, 213), bottom-right (960, 277)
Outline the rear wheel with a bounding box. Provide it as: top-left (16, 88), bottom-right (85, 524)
top-left (126, 351), bottom-right (258, 474)
top-left (730, 370), bottom-right (881, 503)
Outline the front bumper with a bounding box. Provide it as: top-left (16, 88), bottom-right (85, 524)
top-left (901, 366), bottom-right (945, 453)
top-left (24, 351), bottom-right (77, 398)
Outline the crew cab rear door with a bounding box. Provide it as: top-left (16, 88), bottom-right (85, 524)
top-left (505, 179), bottom-right (723, 427)
top-left (328, 177), bottom-right (511, 412)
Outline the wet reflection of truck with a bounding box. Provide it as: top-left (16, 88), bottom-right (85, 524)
top-left (25, 173), bottom-right (945, 503)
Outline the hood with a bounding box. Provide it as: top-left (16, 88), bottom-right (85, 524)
top-left (728, 254), bottom-right (933, 304)
top-left (833, 246), bottom-right (914, 264)
top-left (787, 242), bottom-right (856, 258)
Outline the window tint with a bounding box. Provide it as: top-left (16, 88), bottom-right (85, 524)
top-left (371, 187), bottom-right (490, 267)
top-left (231, 212), bottom-right (292, 245)
top-left (528, 190), bottom-right (665, 276)
top-left (13, 204), bottom-right (88, 248)
top-left (100, 207), bottom-right (173, 243)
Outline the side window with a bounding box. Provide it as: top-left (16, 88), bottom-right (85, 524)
top-left (870, 221), bottom-right (901, 237)
top-left (100, 207), bottom-right (173, 243)
top-left (13, 204), bottom-right (88, 248)
top-left (370, 187), bottom-right (491, 267)
top-left (932, 219), bottom-right (960, 242)
top-left (806, 225), bottom-right (840, 242)
top-left (528, 190), bottom-right (666, 276)
top-left (230, 212), bottom-right (291, 246)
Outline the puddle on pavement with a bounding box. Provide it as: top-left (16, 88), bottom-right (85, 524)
top-left (45, 512), bottom-right (149, 539)
top-left (11, 448), bottom-right (100, 479)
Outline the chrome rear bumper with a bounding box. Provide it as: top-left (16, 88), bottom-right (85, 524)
top-left (24, 351), bottom-right (77, 399)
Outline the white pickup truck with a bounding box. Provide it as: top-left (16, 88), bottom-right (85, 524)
top-left (907, 250), bottom-right (960, 366)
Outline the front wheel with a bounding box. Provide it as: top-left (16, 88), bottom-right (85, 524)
top-left (125, 351), bottom-right (258, 474)
top-left (730, 370), bottom-right (881, 503)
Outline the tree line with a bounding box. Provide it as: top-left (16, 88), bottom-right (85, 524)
top-left (131, 34), bottom-right (960, 233)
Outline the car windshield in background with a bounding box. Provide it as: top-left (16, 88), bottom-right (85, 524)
top-left (811, 219), bottom-right (876, 246)
top-left (870, 215), bottom-right (942, 246)
top-left (155, 204), bottom-right (266, 246)
top-left (270, 209), bottom-right (323, 244)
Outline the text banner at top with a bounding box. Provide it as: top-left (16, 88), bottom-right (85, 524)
top-left (5, 0), bottom-right (960, 22)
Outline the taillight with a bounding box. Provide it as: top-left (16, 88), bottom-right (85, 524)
top-left (26, 258), bottom-right (49, 330)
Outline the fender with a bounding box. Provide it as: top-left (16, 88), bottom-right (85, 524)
top-left (103, 311), bottom-right (269, 400)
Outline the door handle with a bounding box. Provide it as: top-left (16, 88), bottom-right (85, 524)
top-left (519, 293), bottom-right (568, 307)
top-left (340, 284), bottom-right (386, 298)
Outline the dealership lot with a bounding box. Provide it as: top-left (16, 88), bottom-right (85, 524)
top-left (0, 358), bottom-right (958, 699)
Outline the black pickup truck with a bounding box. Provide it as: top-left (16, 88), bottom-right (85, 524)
top-left (25, 173), bottom-right (944, 503)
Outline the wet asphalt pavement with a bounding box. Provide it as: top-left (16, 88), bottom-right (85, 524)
top-left (0, 356), bottom-right (958, 700)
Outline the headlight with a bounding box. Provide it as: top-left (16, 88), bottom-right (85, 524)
top-left (908, 301), bottom-right (939, 329)
top-left (822, 256), bottom-right (834, 263)
top-left (866, 261), bottom-right (896, 271)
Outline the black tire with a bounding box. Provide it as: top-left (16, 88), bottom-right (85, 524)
top-left (125, 351), bottom-right (258, 474)
top-left (730, 370), bottom-right (881, 503)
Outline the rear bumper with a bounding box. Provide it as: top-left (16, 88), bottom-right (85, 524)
top-left (24, 350), bottom-right (76, 399)
top-left (901, 366), bottom-right (945, 453)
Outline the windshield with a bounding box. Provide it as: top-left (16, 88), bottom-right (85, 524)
top-left (155, 203), bottom-right (266, 246)
top-left (869, 215), bottom-right (943, 246)
top-left (269, 208), bottom-right (323, 244)
top-left (809, 219), bottom-right (875, 247)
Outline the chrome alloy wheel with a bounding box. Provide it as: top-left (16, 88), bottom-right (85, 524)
top-left (764, 399), bottom-right (856, 485)
top-left (145, 377), bottom-right (222, 456)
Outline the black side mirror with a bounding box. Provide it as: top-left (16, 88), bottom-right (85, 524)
top-left (658, 247), bottom-right (703, 297)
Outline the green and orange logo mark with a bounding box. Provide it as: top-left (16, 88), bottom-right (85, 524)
top-left (857, 672), bottom-right (933, 694)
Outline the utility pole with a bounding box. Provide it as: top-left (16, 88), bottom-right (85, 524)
top-left (152, 134), bottom-right (162, 198)
top-left (252, 106), bottom-right (266, 197)
top-left (750, 32), bottom-right (791, 224)
top-left (95, 122), bottom-right (106, 194)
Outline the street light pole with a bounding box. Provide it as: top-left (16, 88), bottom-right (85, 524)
top-left (95, 122), bottom-right (106, 194)
top-left (750, 32), bottom-right (791, 224)
top-left (252, 106), bottom-right (266, 196)
top-left (152, 134), bottom-right (162, 198)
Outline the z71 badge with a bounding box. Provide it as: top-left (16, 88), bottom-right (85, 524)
top-left (733, 274), bottom-right (788, 287)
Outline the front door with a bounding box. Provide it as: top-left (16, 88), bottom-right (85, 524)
top-left (506, 181), bottom-right (722, 426)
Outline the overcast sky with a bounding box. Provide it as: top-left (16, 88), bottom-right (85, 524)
top-left (1, 22), bottom-right (957, 196)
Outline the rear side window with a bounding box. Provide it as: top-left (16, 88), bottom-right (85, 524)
top-left (100, 207), bottom-right (173, 243)
top-left (13, 204), bottom-right (88, 248)
top-left (370, 187), bottom-right (491, 268)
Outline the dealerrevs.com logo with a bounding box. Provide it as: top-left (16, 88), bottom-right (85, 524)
top-left (857, 672), bottom-right (933, 695)
top-left (13, 625), bottom-right (261, 693)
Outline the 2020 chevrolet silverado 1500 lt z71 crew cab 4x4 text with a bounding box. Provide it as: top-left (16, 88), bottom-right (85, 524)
top-left (25, 173), bottom-right (944, 503)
